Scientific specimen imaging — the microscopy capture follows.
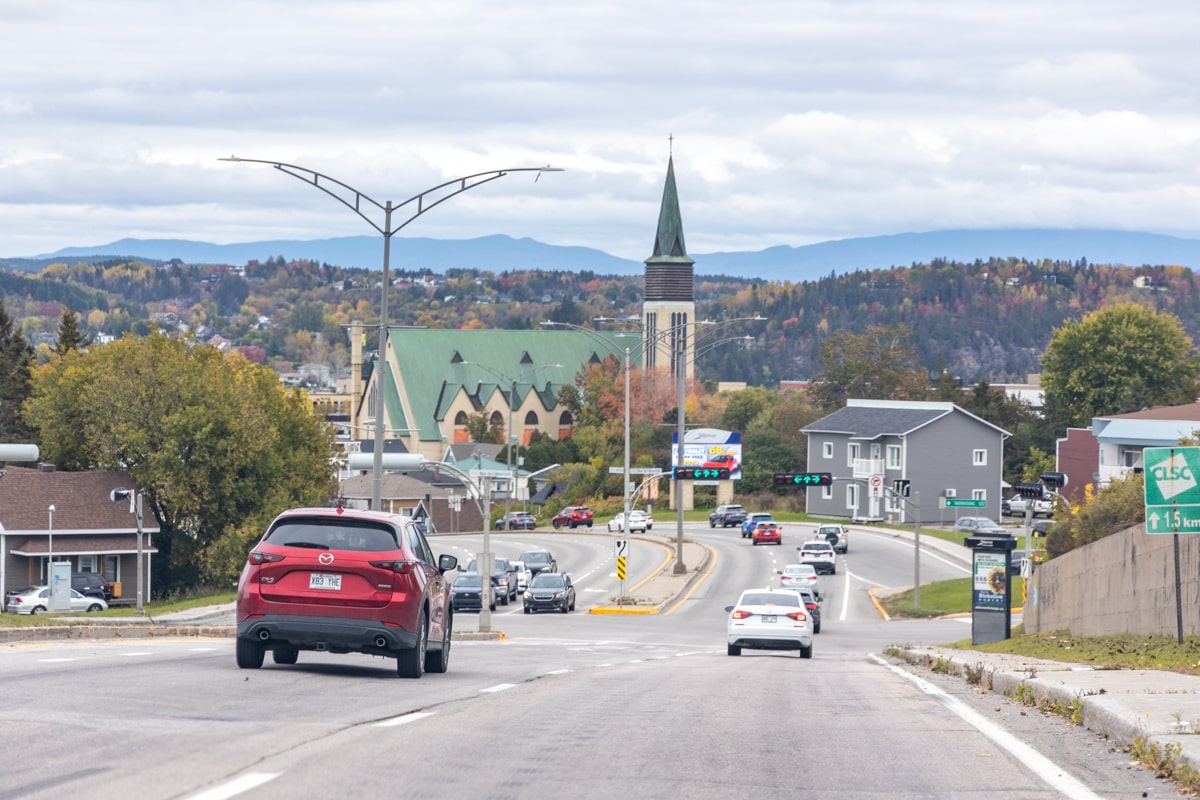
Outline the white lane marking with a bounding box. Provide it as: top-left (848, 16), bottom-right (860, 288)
top-left (480, 683), bottom-right (517, 693)
top-left (40, 658), bottom-right (76, 663)
top-left (187, 772), bottom-right (281, 800)
top-left (191, 647), bottom-right (218, 652)
top-left (120, 651), bottom-right (152, 656)
top-left (376, 712), bottom-right (434, 727)
top-left (547, 669), bottom-right (571, 675)
top-left (870, 655), bottom-right (1104, 800)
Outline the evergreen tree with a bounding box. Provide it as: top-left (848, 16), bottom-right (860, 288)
top-left (54, 307), bottom-right (86, 355)
top-left (0, 299), bottom-right (35, 445)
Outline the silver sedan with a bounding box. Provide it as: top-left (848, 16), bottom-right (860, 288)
top-left (6, 586), bottom-right (109, 614)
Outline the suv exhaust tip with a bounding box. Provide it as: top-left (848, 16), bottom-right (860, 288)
top-left (258, 629), bottom-right (271, 641)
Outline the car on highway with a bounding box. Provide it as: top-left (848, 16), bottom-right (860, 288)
top-left (778, 563), bottom-right (821, 597)
top-left (496, 511), bottom-right (537, 530)
top-left (816, 523), bottom-right (849, 554)
top-left (5, 586), bottom-right (108, 614)
top-left (234, 506), bottom-right (458, 678)
top-left (510, 559), bottom-right (532, 592)
top-left (741, 512), bottom-right (775, 539)
top-left (954, 516), bottom-right (1007, 536)
top-left (751, 521), bottom-right (782, 546)
top-left (450, 573), bottom-right (494, 613)
top-left (607, 510), bottom-right (652, 533)
top-left (725, 588), bottom-right (814, 658)
top-left (465, 557), bottom-right (519, 605)
top-left (797, 587), bottom-right (822, 633)
top-left (798, 541), bottom-right (837, 574)
top-left (519, 549), bottom-right (558, 578)
top-left (523, 571), bottom-right (576, 613)
top-left (552, 506), bottom-right (594, 529)
top-left (709, 504), bottom-right (747, 528)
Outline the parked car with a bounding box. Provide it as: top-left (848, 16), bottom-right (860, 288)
top-left (552, 506), bottom-right (594, 529)
top-left (450, 573), bottom-right (494, 613)
top-left (1006, 493), bottom-right (1056, 518)
top-left (725, 588), bottom-right (814, 658)
top-left (778, 563), bottom-right (821, 597)
top-left (519, 550), bottom-right (558, 578)
top-left (235, 506), bottom-right (458, 678)
top-left (954, 516), bottom-right (1007, 536)
top-left (607, 510), bottom-right (652, 533)
top-left (816, 523), bottom-right (849, 554)
top-left (741, 512), bottom-right (775, 539)
top-left (798, 541), bottom-right (837, 574)
top-left (71, 571), bottom-right (114, 601)
top-left (798, 587), bottom-right (822, 634)
top-left (497, 511), bottom-right (537, 530)
top-left (510, 559), bottom-right (532, 592)
top-left (709, 504), bottom-right (747, 528)
top-left (6, 586), bottom-right (108, 614)
top-left (465, 557), bottom-right (519, 604)
top-left (523, 571), bottom-right (576, 613)
top-left (751, 522), bottom-right (782, 546)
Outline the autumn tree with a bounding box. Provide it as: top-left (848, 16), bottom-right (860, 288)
top-left (0, 299), bottom-right (35, 444)
top-left (24, 333), bottom-right (337, 591)
top-left (1040, 304), bottom-right (1200, 429)
top-left (809, 324), bottom-right (930, 411)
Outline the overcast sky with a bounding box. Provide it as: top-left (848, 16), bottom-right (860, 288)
top-left (3, 1), bottom-right (1199, 262)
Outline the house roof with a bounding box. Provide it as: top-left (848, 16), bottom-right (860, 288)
top-left (0, 466), bottom-right (160, 535)
top-left (801, 399), bottom-right (1010, 439)
top-left (1092, 419), bottom-right (1200, 446)
top-left (388, 328), bottom-right (642, 443)
top-left (1096, 402), bottom-right (1200, 422)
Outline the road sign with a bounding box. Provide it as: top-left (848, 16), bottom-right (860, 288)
top-left (1146, 507), bottom-right (1200, 533)
top-left (892, 479), bottom-right (911, 497)
top-left (469, 469), bottom-right (511, 481)
top-left (1144, 446), bottom-right (1200, 533)
top-left (630, 467), bottom-right (662, 475)
top-left (945, 498), bottom-right (986, 508)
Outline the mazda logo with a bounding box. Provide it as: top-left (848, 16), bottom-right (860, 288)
top-left (318, 553), bottom-right (335, 566)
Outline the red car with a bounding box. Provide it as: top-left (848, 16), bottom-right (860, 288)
top-left (752, 522), bottom-right (782, 546)
top-left (552, 506), bottom-right (594, 529)
top-left (235, 506), bottom-right (459, 678)
top-left (702, 453), bottom-right (739, 473)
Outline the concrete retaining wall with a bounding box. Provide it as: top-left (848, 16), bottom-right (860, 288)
top-left (1027, 522), bottom-right (1200, 636)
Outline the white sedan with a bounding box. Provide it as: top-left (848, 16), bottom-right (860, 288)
top-left (725, 588), bottom-right (814, 658)
top-left (5, 586), bottom-right (109, 614)
top-left (778, 563), bottom-right (821, 597)
top-left (607, 510), bottom-right (652, 533)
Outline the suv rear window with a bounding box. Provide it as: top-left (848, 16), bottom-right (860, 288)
top-left (265, 518), bottom-right (399, 552)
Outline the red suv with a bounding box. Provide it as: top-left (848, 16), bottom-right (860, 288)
top-left (235, 506), bottom-right (458, 678)
top-left (551, 506), bottom-right (593, 529)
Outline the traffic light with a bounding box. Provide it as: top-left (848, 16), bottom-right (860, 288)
top-left (892, 479), bottom-right (911, 497)
top-left (1014, 483), bottom-right (1044, 498)
top-left (1040, 472), bottom-right (1067, 489)
top-left (673, 466), bottom-right (730, 480)
top-left (773, 472), bottom-right (832, 487)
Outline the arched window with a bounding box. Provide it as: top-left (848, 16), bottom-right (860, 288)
top-left (522, 410), bottom-right (539, 444)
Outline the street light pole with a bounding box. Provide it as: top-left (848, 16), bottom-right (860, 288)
top-left (221, 157), bottom-right (560, 510)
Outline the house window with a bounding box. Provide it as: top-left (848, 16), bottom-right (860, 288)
top-left (822, 485), bottom-right (832, 500)
top-left (78, 555), bottom-right (98, 573)
top-left (887, 445), bottom-right (901, 469)
top-left (973, 449), bottom-right (986, 466)
top-left (823, 442), bottom-right (833, 459)
top-left (847, 443), bottom-right (860, 467)
top-left (945, 488), bottom-right (957, 498)
top-left (973, 490), bottom-right (986, 502)
top-left (846, 484), bottom-right (858, 512)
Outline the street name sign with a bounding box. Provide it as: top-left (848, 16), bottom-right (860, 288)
top-left (944, 498), bottom-right (986, 508)
top-left (1144, 446), bottom-right (1200, 534)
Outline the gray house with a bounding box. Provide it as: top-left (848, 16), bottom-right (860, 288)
top-left (801, 399), bottom-right (1010, 525)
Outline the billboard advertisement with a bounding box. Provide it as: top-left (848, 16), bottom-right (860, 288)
top-left (672, 428), bottom-right (742, 480)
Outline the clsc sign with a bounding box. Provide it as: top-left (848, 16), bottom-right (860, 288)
top-left (1144, 447), bottom-right (1200, 507)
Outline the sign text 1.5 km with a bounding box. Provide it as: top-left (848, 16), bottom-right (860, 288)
top-left (1143, 446), bottom-right (1200, 534)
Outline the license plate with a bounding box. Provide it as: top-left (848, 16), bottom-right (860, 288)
top-left (309, 573), bottom-right (342, 591)
top-left (762, 615), bottom-right (777, 623)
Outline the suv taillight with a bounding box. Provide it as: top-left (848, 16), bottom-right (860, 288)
top-left (249, 551), bottom-right (286, 565)
top-left (369, 560), bottom-right (416, 574)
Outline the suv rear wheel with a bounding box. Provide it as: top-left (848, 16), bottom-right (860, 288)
top-left (425, 612), bottom-right (451, 673)
top-left (236, 638), bottom-right (264, 669)
top-left (397, 609), bottom-right (427, 679)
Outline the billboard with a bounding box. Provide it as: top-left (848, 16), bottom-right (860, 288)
top-left (672, 428), bottom-right (742, 480)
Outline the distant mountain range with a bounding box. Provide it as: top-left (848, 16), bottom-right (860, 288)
top-left (15, 228), bottom-right (1200, 281)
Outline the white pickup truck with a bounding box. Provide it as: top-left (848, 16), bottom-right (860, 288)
top-left (1006, 493), bottom-right (1056, 518)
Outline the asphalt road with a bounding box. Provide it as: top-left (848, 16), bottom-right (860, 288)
top-left (0, 522), bottom-right (1165, 799)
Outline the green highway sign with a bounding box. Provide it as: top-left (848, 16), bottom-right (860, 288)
top-left (1144, 446), bottom-right (1200, 533)
top-left (1147, 506), bottom-right (1200, 533)
top-left (944, 498), bottom-right (986, 508)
